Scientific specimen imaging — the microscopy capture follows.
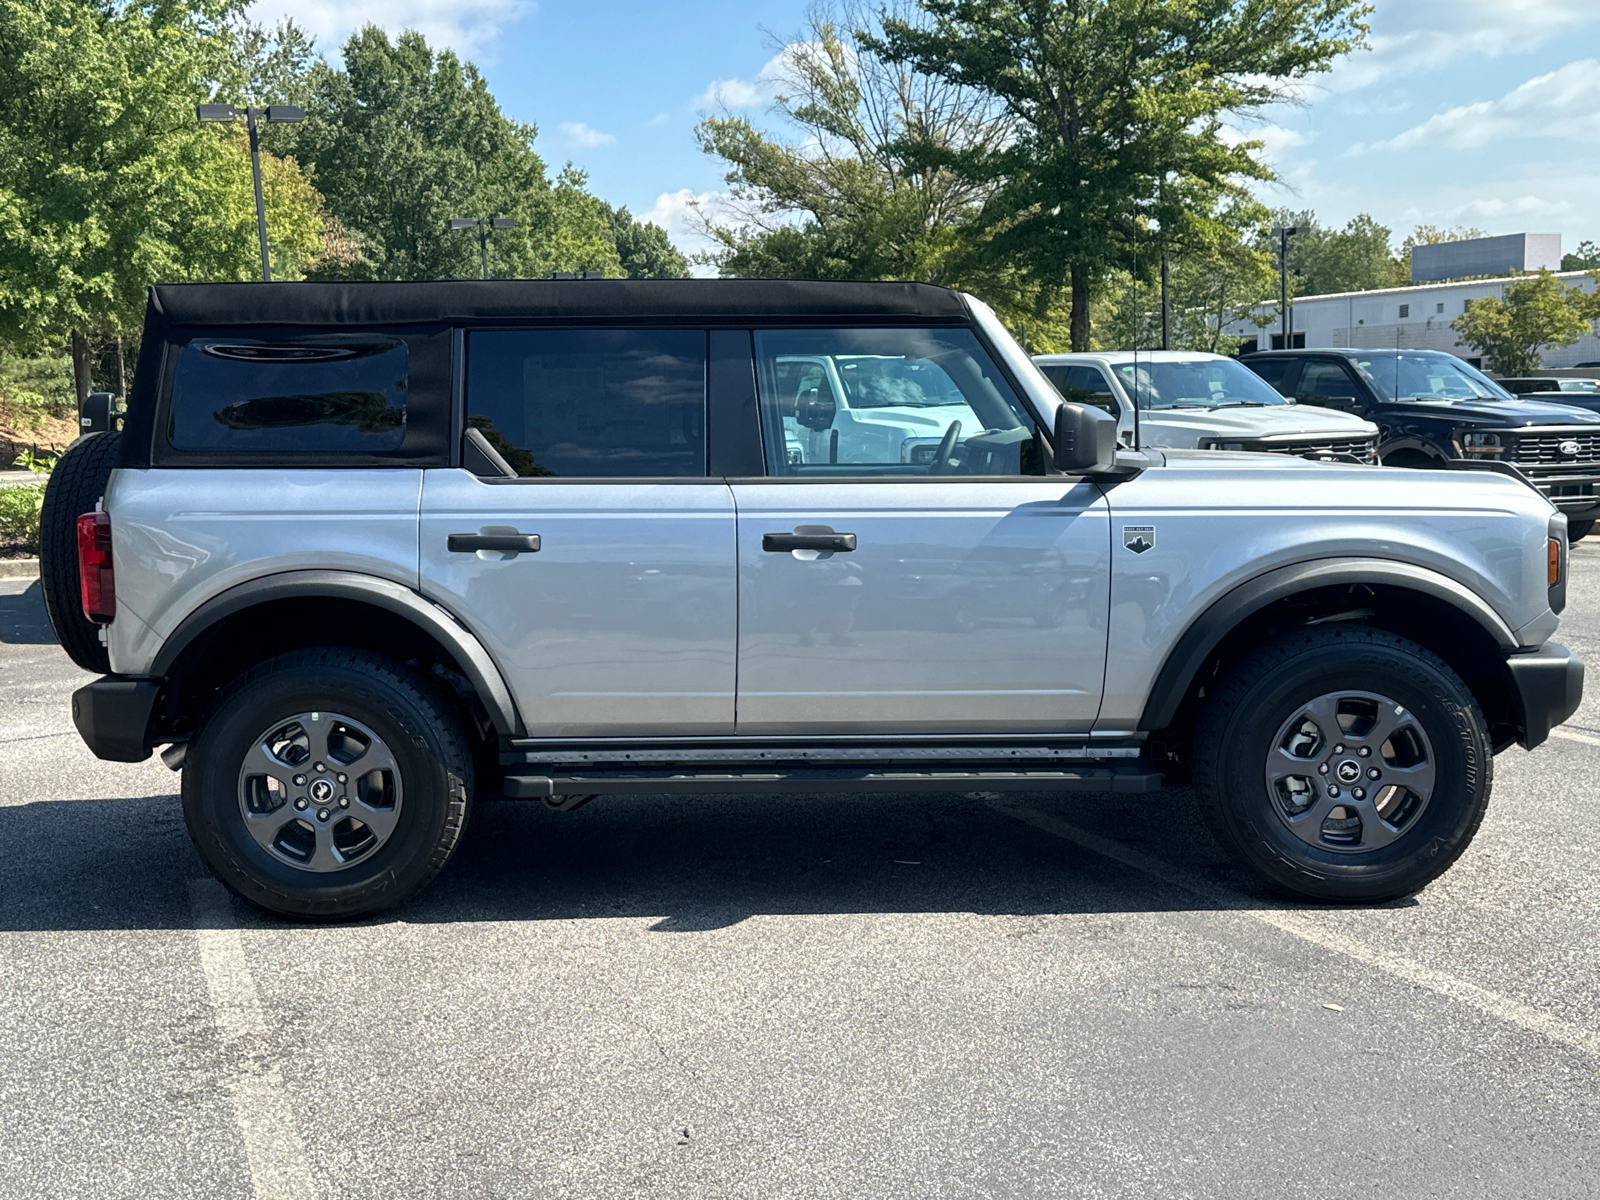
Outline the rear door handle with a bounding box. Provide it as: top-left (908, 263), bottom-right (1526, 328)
top-left (448, 531), bottom-right (541, 554)
top-left (762, 532), bottom-right (856, 553)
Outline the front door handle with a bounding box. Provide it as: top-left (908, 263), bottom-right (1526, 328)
top-left (762, 531), bottom-right (856, 553)
top-left (448, 530), bottom-right (541, 554)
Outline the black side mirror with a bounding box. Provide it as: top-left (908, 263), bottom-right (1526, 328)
top-left (1053, 402), bottom-right (1118, 473)
top-left (80, 391), bottom-right (117, 435)
top-left (796, 385), bottom-right (836, 432)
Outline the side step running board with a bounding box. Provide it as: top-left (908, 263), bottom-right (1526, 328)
top-left (502, 763), bottom-right (1163, 799)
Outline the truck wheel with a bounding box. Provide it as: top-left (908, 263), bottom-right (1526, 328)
top-left (182, 648), bottom-right (473, 920)
top-left (1567, 519), bottom-right (1593, 542)
top-left (1193, 626), bottom-right (1491, 903)
top-left (38, 432), bottom-right (120, 673)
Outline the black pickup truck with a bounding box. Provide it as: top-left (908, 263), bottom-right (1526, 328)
top-left (1241, 348), bottom-right (1600, 539)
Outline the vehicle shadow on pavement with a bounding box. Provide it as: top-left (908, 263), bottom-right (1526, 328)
top-left (0, 789), bottom-right (1270, 932)
top-left (0, 581), bottom-right (55, 644)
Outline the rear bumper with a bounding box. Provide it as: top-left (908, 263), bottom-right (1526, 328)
top-left (1506, 642), bottom-right (1584, 750)
top-left (71, 677), bottom-right (159, 763)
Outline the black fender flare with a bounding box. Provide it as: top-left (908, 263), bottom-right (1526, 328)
top-left (150, 569), bottom-right (524, 735)
top-left (1138, 557), bottom-right (1518, 732)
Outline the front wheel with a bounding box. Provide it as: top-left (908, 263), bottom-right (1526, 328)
top-left (182, 649), bottom-right (473, 920)
top-left (1567, 519), bottom-right (1593, 542)
top-left (1193, 627), bottom-right (1491, 903)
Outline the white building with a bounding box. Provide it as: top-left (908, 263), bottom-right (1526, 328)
top-left (1221, 270), bottom-right (1600, 369)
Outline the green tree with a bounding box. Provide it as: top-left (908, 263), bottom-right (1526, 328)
top-left (1273, 211), bottom-right (1397, 296)
top-left (1562, 239), bottom-right (1600, 272)
top-left (1451, 270), bottom-right (1597, 375)
top-left (867, 0), bottom-right (1369, 350)
top-left (257, 26), bottom-right (618, 281)
top-left (696, 2), bottom-right (1012, 288)
top-left (601, 204), bottom-right (689, 279)
top-left (0, 0), bottom-right (325, 399)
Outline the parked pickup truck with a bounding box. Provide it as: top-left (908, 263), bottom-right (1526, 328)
top-left (1242, 348), bottom-right (1600, 539)
top-left (42, 279), bottom-right (1581, 919)
top-left (1034, 350), bottom-right (1380, 461)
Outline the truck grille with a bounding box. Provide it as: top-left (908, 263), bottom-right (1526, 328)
top-left (1511, 431), bottom-right (1600, 464)
top-left (1208, 435), bottom-right (1377, 464)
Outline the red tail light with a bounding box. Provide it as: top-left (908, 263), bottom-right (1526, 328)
top-left (77, 511), bottom-right (115, 623)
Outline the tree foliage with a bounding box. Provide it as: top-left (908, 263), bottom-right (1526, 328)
top-left (0, 0), bottom-right (324, 358)
top-left (247, 25), bottom-right (620, 280)
top-left (1562, 239), bottom-right (1600, 272)
top-left (866, 0), bottom-right (1370, 348)
top-left (1451, 270), bottom-right (1600, 375)
top-left (601, 203), bottom-right (689, 279)
top-left (696, 2), bottom-right (1011, 289)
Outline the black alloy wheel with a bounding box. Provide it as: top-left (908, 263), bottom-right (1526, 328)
top-left (1194, 626), bottom-right (1491, 903)
top-left (182, 648), bottom-right (473, 920)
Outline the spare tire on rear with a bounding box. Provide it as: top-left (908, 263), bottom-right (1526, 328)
top-left (39, 432), bottom-right (120, 673)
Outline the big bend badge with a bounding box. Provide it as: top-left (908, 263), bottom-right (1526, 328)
top-left (1123, 525), bottom-right (1155, 554)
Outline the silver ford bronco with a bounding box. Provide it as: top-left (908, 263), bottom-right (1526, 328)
top-left (43, 280), bottom-right (1582, 919)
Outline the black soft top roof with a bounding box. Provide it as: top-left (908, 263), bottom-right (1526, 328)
top-left (147, 278), bottom-right (970, 327)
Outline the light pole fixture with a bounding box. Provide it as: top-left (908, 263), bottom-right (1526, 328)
top-left (197, 103), bottom-right (305, 282)
top-left (1274, 225), bottom-right (1303, 349)
top-left (450, 217), bottom-right (516, 280)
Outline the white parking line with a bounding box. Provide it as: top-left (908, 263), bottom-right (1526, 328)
top-left (1548, 727), bottom-right (1600, 748)
top-left (189, 878), bottom-right (320, 1200)
top-left (992, 801), bottom-right (1600, 1061)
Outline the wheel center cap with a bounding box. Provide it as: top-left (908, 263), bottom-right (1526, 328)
top-left (309, 778), bottom-right (336, 803)
top-left (1335, 759), bottom-right (1362, 784)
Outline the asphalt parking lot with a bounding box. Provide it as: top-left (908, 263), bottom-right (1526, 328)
top-left (2, 554), bottom-right (1598, 1200)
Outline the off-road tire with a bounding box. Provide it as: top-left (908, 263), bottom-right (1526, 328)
top-left (182, 648), bottom-right (473, 920)
top-left (38, 432), bottom-right (120, 673)
top-left (1193, 626), bottom-right (1492, 903)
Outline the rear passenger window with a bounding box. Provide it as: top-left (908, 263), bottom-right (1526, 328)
top-left (169, 337), bottom-right (408, 452)
top-left (466, 330), bottom-right (706, 477)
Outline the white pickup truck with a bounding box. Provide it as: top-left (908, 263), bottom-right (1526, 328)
top-left (1034, 349), bottom-right (1381, 462)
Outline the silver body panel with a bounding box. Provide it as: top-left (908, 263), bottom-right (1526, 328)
top-left (1093, 451), bottom-right (1558, 729)
top-left (418, 470), bottom-right (738, 736)
top-left (105, 468), bottom-right (424, 676)
top-left (731, 480), bottom-right (1110, 734)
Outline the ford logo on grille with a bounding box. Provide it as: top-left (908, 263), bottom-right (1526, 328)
top-left (1560, 440), bottom-right (1581, 458)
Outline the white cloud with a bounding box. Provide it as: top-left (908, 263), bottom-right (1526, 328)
top-left (1220, 123), bottom-right (1310, 162)
top-left (641, 188), bottom-right (736, 276)
top-left (1323, 0), bottom-right (1599, 93)
top-left (247, 0), bottom-right (527, 58)
top-left (645, 112), bottom-right (671, 128)
top-left (1380, 59), bottom-right (1600, 151)
top-left (693, 43), bottom-right (836, 111)
top-left (558, 121), bottom-right (615, 148)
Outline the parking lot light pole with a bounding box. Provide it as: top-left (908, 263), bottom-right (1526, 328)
top-left (450, 217), bottom-right (516, 280)
top-left (197, 104), bottom-right (306, 282)
top-left (1274, 225), bottom-right (1302, 348)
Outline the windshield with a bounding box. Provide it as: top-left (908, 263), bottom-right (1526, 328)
top-left (775, 354), bottom-right (973, 409)
top-left (1353, 354), bottom-right (1513, 402)
top-left (1114, 359), bottom-right (1291, 410)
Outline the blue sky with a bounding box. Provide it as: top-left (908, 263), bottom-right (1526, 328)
top-left (250, 0), bottom-right (1600, 263)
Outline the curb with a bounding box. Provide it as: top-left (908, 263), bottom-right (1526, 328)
top-left (0, 558), bottom-right (39, 580)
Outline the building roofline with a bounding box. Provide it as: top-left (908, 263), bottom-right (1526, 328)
top-left (1260, 269), bottom-right (1597, 306)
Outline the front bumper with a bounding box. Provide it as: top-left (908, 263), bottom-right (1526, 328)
top-left (1506, 642), bottom-right (1584, 750)
top-left (1512, 463), bottom-right (1600, 516)
top-left (71, 677), bottom-right (159, 763)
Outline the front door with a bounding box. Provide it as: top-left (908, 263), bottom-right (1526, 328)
top-left (419, 328), bottom-right (737, 737)
top-left (733, 326), bottom-right (1111, 735)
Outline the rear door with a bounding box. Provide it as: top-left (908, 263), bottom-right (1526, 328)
top-left (419, 328), bottom-right (738, 736)
top-left (732, 326), bottom-right (1111, 735)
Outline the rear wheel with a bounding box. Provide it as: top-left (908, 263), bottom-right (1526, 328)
top-left (39, 432), bottom-right (120, 672)
top-left (182, 649), bottom-right (473, 920)
top-left (1193, 626), bottom-right (1491, 903)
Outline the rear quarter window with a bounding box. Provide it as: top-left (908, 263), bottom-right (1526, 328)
top-left (168, 336), bottom-right (408, 453)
